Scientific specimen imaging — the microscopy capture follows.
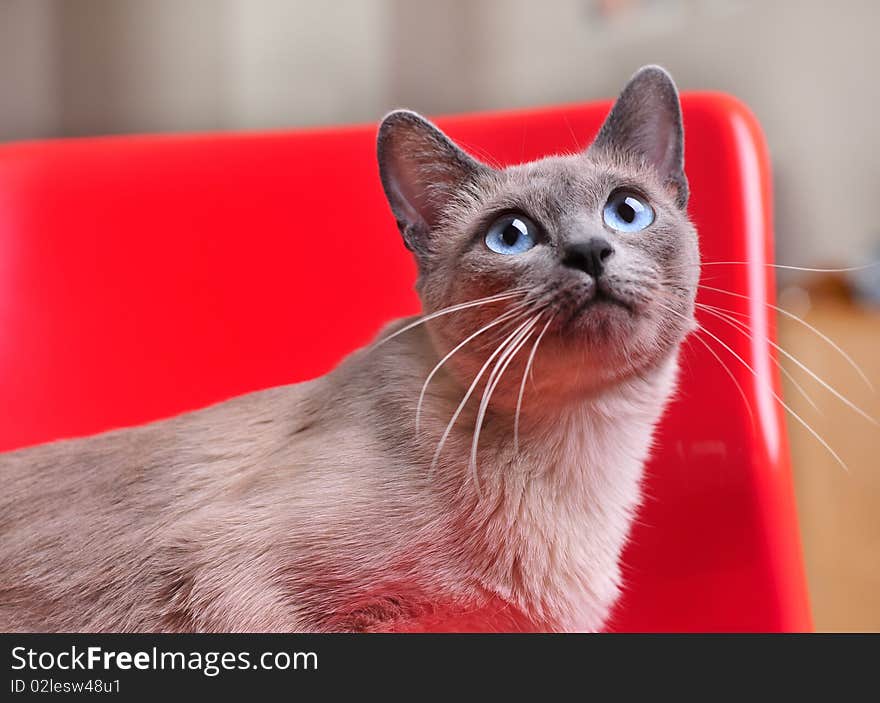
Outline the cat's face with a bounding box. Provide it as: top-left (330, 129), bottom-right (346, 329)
top-left (378, 67), bottom-right (699, 401)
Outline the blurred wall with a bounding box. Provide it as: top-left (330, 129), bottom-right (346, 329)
top-left (0, 0), bottom-right (59, 138)
top-left (1, 0), bottom-right (877, 267)
top-left (0, 0), bottom-right (391, 136)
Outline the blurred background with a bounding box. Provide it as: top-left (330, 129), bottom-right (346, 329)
top-left (1, 0), bottom-right (878, 630)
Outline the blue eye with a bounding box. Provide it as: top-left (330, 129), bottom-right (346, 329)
top-left (603, 191), bottom-right (654, 232)
top-left (485, 214), bottom-right (538, 255)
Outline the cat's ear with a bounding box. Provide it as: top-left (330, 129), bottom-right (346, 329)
top-left (588, 65), bottom-right (688, 208)
top-left (377, 110), bottom-right (488, 256)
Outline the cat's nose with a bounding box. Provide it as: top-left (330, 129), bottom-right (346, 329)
top-left (561, 237), bottom-right (615, 279)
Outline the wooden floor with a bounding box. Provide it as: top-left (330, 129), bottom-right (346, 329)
top-left (777, 295), bottom-right (880, 631)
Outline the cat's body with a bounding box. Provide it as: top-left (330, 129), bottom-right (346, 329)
top-left (1, 323), bottom-right (677, 632)
top-left (1, 66), bottom-right (699, 632)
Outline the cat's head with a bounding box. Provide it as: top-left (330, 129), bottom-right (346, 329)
top-left (377, 66), bottom-right (699, 401)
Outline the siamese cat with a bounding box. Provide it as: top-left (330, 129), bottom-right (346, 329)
top-left (0, 66), bottom-right (698, 632)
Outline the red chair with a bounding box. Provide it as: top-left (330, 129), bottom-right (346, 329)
top-left (0, 93), bottom-right (812, 631)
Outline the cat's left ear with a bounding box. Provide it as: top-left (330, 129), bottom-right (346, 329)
top-left (588, 65), bottom-right (688, 209)
top-left (377, 110), bottom-right (489, 257)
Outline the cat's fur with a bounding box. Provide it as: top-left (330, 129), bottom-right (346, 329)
top-left (0, 66), bottom-right (699, 632)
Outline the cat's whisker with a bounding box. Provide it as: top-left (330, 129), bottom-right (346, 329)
top-left (695, 302), bottom-right (822, 414)
top-left (372, 290), bottom-right (526, 350)
top-left (667, 261), bottom-right (880, 273)
top-left (430, 316), bottom-right (537, 493)
top-left (654, 299), bottom-right (849, 471)
top-left (698, 283), bottom-right (874, 392)
top-left (652, 285), bottom-right (838, 420)
top-left (514, 315), bottom-right (555, 453)
top-left (415, 299), bottom-right (535, 434)
top-left (684, 322), bottom-right (757, 430)
top-left (693, 298), bottom-right (877, 426)
top-left (705, 261), bottom-right (879, 273)
top-left (469, 314), bottom-right (543, 492)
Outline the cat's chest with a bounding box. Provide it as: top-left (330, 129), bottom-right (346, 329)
top-left (472, 412), bottom-right (652, 630)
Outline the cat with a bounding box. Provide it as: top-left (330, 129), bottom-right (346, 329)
top-left (0, 65), bottom-right (699, 633)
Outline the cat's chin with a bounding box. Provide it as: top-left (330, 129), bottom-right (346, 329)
top-left (559, 298), bottom-right (637, 343)
top-left (538, 307), bottom-right (677, 393)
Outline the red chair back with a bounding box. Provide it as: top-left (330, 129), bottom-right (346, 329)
top-left (0, 93), bottom-right (812, 631)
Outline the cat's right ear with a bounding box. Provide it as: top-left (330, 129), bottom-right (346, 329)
top-left (377, 110), bottom-right (488, 257)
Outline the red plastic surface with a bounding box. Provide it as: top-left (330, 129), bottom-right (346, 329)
top-left (0, 93), bottom-right (812, 631)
